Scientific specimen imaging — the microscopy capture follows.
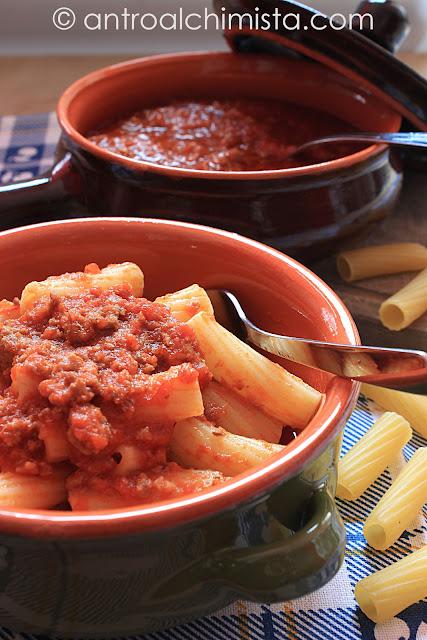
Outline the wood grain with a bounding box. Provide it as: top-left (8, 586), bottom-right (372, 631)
top-left (0, 55), bottom-right (131, 115)
top-left (314, 171), bottom-right (427, 350)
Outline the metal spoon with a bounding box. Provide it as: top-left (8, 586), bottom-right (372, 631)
top-left (207, 290), bottom-right (427, 390)
top-left (287, 131), bottom-right (427, 160)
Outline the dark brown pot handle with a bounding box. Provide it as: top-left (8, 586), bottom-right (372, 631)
top-left (0, 154), bottom-right (83, 229)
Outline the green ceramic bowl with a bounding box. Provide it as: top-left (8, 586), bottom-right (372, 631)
top-left (0, 218), bottom-right (359, 638)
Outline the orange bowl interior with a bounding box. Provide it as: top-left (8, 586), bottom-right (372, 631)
top-left (0, 219), bottom-right (359, 536)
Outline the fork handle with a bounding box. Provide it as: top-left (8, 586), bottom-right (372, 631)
top-left (297, 132), bottom-right (427, 152)
top-left (244, 323), bottom-right (427, 389)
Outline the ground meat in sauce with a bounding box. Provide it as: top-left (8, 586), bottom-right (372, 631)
top-left (0, 285), bottom-right (214, 499)
top-left (89, 99), bottom-right (359, 171)
top-left (68, 462), bottom-right (226, 509)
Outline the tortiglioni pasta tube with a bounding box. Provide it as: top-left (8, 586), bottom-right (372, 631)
top-left (380, 267), bottom-right (427, 330)
top-left (188, 311), bottom-right (322, 428)
top-left (170, 417), bottom-right (283, 476)
top-left (336, 412), bottom-right (412, 501)
top-left (337, 243), bottom-right (427, 283)
top-left (361, 383), bottom-right (427, 439)
top-left (355, 546), bottom-right (427, 623)
top-left (364, 448), bottom-right (427, 550)
top-left (155, 284), bottom-right (214, 322)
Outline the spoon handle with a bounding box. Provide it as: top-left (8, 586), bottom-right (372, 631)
top-left (296, 132), bottom-right (427, 154)
top-left (244, 322), bottom-right (427, 389)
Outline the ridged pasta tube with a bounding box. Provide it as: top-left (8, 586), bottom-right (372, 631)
top-left (336, 412), bottom-right (412, 501)
top-left (187, 311), bottom-right (322, 428)
top-left (0, 468), bottom-right (68, 509)
top-left (362, 383), bottom-right (427, 439)
top-left (380, 267), bottom-right (427, 330)
top-left (170, 417), bottom-right (283, 476)
top-left (355, 546), bottom-right (427, 623)
top-left (337, 243), bottom-right (427, 282)
top-left (364, 448), bottom-right (427, 550)
top-left (155, 284), bottom-right (214, 322)
top-left (202, 381), bottom-right (283, 443)
top-left (20, 262), bottom-right (144, 312)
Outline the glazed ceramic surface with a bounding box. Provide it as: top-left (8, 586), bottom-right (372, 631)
top-left (0, 218), bottom-right (359, 637)
top-left (0, 53), bottom-right (402, 258)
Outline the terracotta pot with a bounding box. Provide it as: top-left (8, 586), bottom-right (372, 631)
top-left (0, 52), bottom-right (402, 258)
top-left (0, 217), bottom-right (359, 637)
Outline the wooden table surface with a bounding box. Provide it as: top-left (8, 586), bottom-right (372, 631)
top-left (1, 52), bottom-right (427, 116)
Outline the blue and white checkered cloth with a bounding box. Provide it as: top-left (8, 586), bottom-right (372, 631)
top-left (0, 112), bottom-right (426, 640)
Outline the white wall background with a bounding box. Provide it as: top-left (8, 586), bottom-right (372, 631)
top-left (0, 0), bottom-right (426, 54)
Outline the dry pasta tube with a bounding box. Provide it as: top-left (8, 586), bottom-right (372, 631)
top-left (362, 383), bottom-right (427, 439)
top-left (337, 243), bottom-right (427, 283)
top-left (170, 417), bottom-right (283, 476)
top-left (336, 412), bottom-right (412, 501)
top-left (20, 262), bottom-right (144, 312)
top-left (0, 467), bottom-right (68, 509)
top-left (202, 381), bottom-right (283, 443)
top-left (155, 284), bottom-right (214, 322)
top-left (187, 312), bottom-right (322, 428)
top-left (380, 267), bottom-right (427, 330)
top-left (364, 448), bottom-right (427, 550)
top-left (355, 545), bottom-right (427, 623)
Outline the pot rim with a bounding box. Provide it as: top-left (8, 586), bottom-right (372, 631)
top-left (57, 51), bottom-right (401, 182)
top-left (0, 218), bottom-right (360, 538)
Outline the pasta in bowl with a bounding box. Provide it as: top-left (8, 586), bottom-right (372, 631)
top-left (0, 218), bottom-right (359, 637)
top-left (0, 262), bottom-right (321, 510)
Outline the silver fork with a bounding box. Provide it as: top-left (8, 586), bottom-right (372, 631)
top-left (207, 290), bottom-right (427, 391)
top-left (286, 132), bottom-right (427, 160)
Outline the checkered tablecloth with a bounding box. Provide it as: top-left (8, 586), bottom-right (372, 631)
top-left (0, 113), bottom-right (426, 640)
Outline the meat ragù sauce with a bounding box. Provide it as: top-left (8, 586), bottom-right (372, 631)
top-left (0, 280), bottom-right (227, 506)
top-left (89, 99), bottom-right (357, 171)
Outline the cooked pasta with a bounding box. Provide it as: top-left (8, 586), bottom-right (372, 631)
top-left (68, 464), bottom-right (228, 510)
top-left (131, 365), bottom-right (204, 424)
top-left (314, 348), bottom-right (343, 375)
top-left (202, 381), bottom-right (283, 443)
top-left (20, 262), bottom-right (144, 312)
top-left (364, 448), bottom-right (427, 550)
top-left (170, 416), bottom-right (283, 476)
top-left (342, 352), bottom-right (379, 378)
top-left (361, 383), bottom-right (427, 439)
top-left (336, 412), bottom-right (412, 501)
top-left (0, 468), bottom-right (68, 509)
top-left (355, 545), bottom-right (427, 623)
top-left (0, 261), bottom-right (321, 511)
top-left (380, 267), bottom-right (427, 330)
top-left (337, 243), bottom-right (427, 282)
top-left (155, 284), bottom-right (214, 322)
top-left (187, 311), bottom-right (322, 428)
top-left (39, 420), bottom-right (71, 463)
top-left (0, 299), bottom-right (19, 323)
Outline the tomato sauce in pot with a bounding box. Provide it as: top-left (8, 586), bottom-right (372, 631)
top-left (89, 99), bottom-right (357, 171)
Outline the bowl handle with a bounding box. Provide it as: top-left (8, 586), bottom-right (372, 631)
top-left (203, 487), bottom-right (346, 602)
top-left (152, 487), bottom-right (346, 604)
top-left (0, 153), bottom-right (83, 229)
